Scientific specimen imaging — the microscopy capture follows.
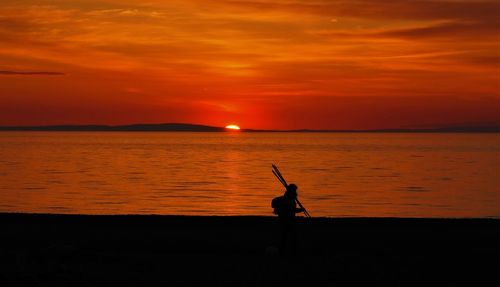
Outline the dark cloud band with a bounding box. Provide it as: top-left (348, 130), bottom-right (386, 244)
top-left (0, 70), bottom-right (65, 75)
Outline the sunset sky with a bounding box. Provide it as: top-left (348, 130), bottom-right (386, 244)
top-left (0, 0), bottom-right (499, 129)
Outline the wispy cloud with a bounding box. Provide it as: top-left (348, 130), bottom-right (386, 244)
top-left (378, 21), bottom-right (500, 40)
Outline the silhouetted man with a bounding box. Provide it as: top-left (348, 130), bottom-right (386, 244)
top-left (273, 184), bottom-right (304, 257)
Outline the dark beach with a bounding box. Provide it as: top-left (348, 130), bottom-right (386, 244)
top-left (1, 213), bottom-right (499, 286)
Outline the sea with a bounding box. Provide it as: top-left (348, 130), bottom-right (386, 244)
top-left (0, 132), bottom-right (499, 218)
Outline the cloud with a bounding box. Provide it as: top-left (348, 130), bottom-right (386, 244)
top-left (0, 70), bottom-right (64, 75)
top-left (378, 21), bottom-right (500, 40)
top-left (217, 0), bottom-right (500, 22)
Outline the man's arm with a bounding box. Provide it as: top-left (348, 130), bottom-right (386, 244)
top-left (295, 207), bottom-right (305, 213)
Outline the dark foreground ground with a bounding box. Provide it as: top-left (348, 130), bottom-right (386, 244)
top-left (1, 213), bottom-right (499, 287)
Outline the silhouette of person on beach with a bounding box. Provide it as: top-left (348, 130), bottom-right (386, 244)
top-left (272, 184), bottom-right (304, 257)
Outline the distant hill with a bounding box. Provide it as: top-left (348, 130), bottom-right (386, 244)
top-left (0, 123), bottom-right (498, 132)
top-left (0, 123), bottom-right (225, 132)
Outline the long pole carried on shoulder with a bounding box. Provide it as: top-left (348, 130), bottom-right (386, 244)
top-left (272, 164), bottom-right (311, 218)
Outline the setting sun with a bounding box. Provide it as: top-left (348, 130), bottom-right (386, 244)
top-left (225, 125), bottom-right (241, 131)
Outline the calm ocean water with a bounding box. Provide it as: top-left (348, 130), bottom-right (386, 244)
top-left (0, 132), bottom-right (499, 217)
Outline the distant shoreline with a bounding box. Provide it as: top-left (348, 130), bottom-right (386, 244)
top-left (0, 123), bottom-right (499, 133)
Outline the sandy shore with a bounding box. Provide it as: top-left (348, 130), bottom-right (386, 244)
top-left (1, 213), bottom-right (499, 286)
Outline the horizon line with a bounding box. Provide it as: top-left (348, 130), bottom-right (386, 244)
top-left (0, 122), bottom-right (499, 133)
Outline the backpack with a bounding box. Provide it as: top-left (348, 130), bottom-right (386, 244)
top-left (271, 196), bottom-right (285, 214)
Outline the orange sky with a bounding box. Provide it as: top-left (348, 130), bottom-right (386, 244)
top-left (0, 0), bottom-right (499, 129)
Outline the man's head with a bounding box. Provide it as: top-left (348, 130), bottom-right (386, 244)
top-left (285, 184), bottom-right (298, 198)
